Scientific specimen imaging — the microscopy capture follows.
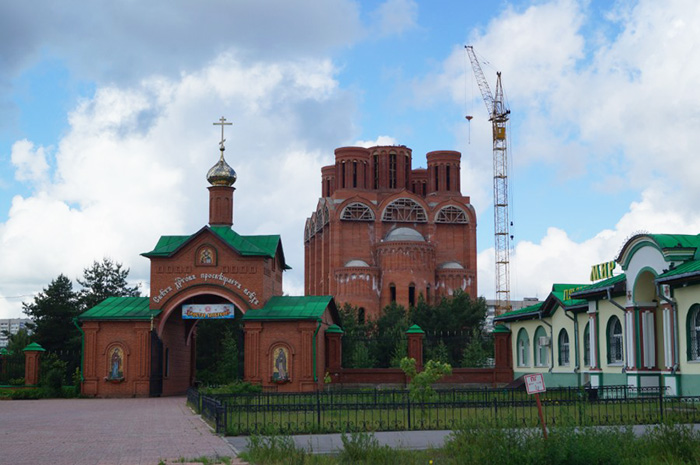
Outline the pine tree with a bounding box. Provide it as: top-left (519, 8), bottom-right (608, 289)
top-left (77, 258), bottom-right (140, 311)
top-left (22, 274), bottom-right (80, 353)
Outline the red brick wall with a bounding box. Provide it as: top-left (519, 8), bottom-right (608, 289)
top-left (81, 321), bottom-right (151, 397)
top-left (305, 146), bottom-right (477, 321)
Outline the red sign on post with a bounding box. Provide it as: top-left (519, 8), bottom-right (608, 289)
top-left (524, 373), bottom-right (546, 394)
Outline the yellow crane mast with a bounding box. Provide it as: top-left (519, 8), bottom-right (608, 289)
top-left (465, 45), bottom-right (512, 315)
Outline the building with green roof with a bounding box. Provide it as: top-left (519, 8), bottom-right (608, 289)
top-left (76, 121), bottom-right (340, 398)
top-left (495, 233), bottom-right (700, 395)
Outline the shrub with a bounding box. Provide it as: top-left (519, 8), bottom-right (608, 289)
top-left (200, 380), bottom-right (262, 395)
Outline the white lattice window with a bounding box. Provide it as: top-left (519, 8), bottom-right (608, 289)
top-left (382, 198), bottom-right (427, 223)
top-left (436, 206), bottom-right (468, 223)
top-left (608, 316), bottom-right (623, 364)
top-left (690, 305), bottom-right (700, 360)
top-left (341, 203), bottom-right (374, 221)
top-left (558, 329), bottom-right (570, 366)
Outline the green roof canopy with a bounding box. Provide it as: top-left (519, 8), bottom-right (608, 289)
top-left (242, 296), bottom-right (338, 322)
top-left (79, 297), bottom-right (160, 321)
top-left (657, 259), bottom-right (700, 283)
top-left (617, 233), bottom-right (700, 269)
top-left (142, 225), bottom-right (290, 269)
top-left (494, 301), bottom-right (544, 322)
top-left (571, 273), bottom-right (626, 299)
top-left (23, 342), bottom-right (45, 352)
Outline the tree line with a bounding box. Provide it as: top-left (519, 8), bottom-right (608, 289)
top-left (339, 290), bottom-right (493, 369)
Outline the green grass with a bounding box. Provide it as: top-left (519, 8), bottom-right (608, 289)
top-left (240, 423), bottom-right (700, 465)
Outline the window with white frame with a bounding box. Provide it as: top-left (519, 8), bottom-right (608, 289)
top-left (689, 304), bottom-right (700, 361)
top-left (558, 329), bottom-right (570, 366)
top-left (534, 326), bottom-right (549, 367)
top-left (583, 322), bottom-right (590, 367)
top-left (517, 328), bottom-right (529, 367)
top-left (608, 316), bottom-right (624, 364)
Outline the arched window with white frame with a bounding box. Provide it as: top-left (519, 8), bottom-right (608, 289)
top-left (517, 328), bottom-right (529, 367)
top-left (534, 326), bottom-right (549, 367)
top-left (558, 329), bottom-right (570, 366)
top-left (687, 304), bottom-right (700, 361)
top-left (607, 316), bottom-right (624, 364)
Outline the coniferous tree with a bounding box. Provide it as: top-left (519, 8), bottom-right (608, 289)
top-left (77, 258), bottom-right (140, 311)
top-left (22, 274), bottom-right (80, 353)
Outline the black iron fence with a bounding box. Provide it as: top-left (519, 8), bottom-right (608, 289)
top-left (188, 385), bottom-right (700, 435)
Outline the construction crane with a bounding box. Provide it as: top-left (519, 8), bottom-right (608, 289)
top-left (465, 45), bottom-right (512, 315)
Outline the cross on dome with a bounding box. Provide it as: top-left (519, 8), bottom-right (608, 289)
top-left (213, 116), bottom-right (233, 151)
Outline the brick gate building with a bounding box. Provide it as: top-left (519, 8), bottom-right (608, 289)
top-left (305, 145), bottom-right (477, 320)
top-left (78, 121), bottom-right (339, 397)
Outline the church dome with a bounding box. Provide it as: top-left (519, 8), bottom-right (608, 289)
top-left (385, 227), bottom-right (425, 242)
top-left (207, 153), bottom-right (237, 187)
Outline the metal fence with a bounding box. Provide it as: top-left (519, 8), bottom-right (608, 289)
top-left (188, 385), bottom-right (700, 435)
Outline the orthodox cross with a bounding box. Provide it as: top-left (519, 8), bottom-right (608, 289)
top-left (213, 116), bottom-right (232, 151)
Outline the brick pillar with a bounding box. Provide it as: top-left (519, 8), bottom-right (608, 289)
top-left (243, 322), bottom-right (262, 383)
top-left (23, 342), bottom-right (46, 386)
top-left (406, 324), bottom-right (425, 371)
top-left (325, 324), bottom-right (343, 373)
top-left (492, 324), bottom-right (513, 385)
top-left (0, 348), bottom-right (8, 380)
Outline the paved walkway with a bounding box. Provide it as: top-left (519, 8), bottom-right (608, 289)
top-left (0, 397), bottom-right (237, 465)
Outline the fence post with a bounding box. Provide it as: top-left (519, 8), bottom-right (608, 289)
top-left (316, 389), bottom-right (322, 428)
top-left (407, 392), bottom-right (411, 429)
top-left (659, 387), bottom-right (664, 423)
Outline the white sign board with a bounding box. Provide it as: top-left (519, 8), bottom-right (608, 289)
top-left (182, 304), bottom-right (235, 319)
top-left (524, 373), bottom-right (546, 394)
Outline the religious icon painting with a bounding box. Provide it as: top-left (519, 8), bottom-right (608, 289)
top-left (108, 346), bottom-right (124, 380)
top-left (271, 346), bottom-right (290, 382)
top-left (196, 245), bottom-right (216, 266)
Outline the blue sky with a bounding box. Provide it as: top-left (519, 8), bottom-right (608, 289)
top-left (2, 0), bottom-right (700, 318)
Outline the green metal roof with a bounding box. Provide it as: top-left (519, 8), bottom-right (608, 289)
top-left (618, 233), bottom-right (700, 268)
top-left (406, 324), bottom-right (425, 334)
top-left (79, 297), bottom-right (160, 321)
top-left (492, 324), bottom-right (510, 333)
top-left (325, 324), bottom-right (344, 334)
top-left (23, 342), bottom-right (45, 352)
top-left (142, 226), bottom-right (289, 269)
top-left (549, 283), bottom-right (589, 310)
top-left (570, 273), bottom-right (626, 299)
top-left (657, 259), bottom-right (700, 283)
top-left (494, 301), bottom-right (544, 322)
top-left (242, 296), bottom-right (336, 321)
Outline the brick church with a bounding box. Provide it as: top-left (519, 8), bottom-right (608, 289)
top-left (305, 145), bottom-right (477, 321)
top-left (77, 119), bottom-right (340, 397)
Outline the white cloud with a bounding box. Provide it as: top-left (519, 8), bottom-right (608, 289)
top-left (353, 135), bottom-right (398, 147)
top-left (10, 139), bottom-right (50, 184)
top-left (466, 0), bottom-right (700, 301)
top-left (370, 0), bottom-right (419, 37)
top-left (0, 52), bottom-right (356, 318)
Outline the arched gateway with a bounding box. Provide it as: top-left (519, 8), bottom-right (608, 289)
top-left (78, 118), bottom-right (340, 397)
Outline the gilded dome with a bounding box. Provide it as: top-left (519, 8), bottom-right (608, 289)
top-left (207, 152), bottom-right (237, 187)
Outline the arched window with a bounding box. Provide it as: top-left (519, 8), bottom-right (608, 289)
top-left (435, 205), bottom-right (469, 224)
top-left (558, 329), bottom-right (570, 366)
top-left (583, 322), bottom-right (590, 367)
top-left (389, 152), bottom-right (397, 188)
top-left (341, 202), bottom-right (375, 221)
top-left (607, 316), bottom-right (624, 364)
top-left (358, 307), bottom-right (366, 325)
top-left (373, 153), bottom-right (379, 189)
top-left (409, 283), bottom-right (416, 307)
top-left (534, 326), bottom-right (549, 367)
top-left (517, 328), bottom-right (529, 367)
top-left (688, 304), bottom-right (700, 361)
top-left (389, 283), bottom-right (397, 302)
top-left (382, 198), bottom-right (427, 222)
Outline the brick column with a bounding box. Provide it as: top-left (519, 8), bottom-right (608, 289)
top-left (23, 342), bottom-right (46, 386)
top-left (0, 348), bottom-right (8, 380)
top-left (325, 324), bottom-right (343, 373)
top-left (406, 324), bottom-right (425, 371)
top-left (243, 322), bottom-right (263, 383)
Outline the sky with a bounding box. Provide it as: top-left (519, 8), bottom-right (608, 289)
top-left (3, 0), bottom-right (700, 319)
